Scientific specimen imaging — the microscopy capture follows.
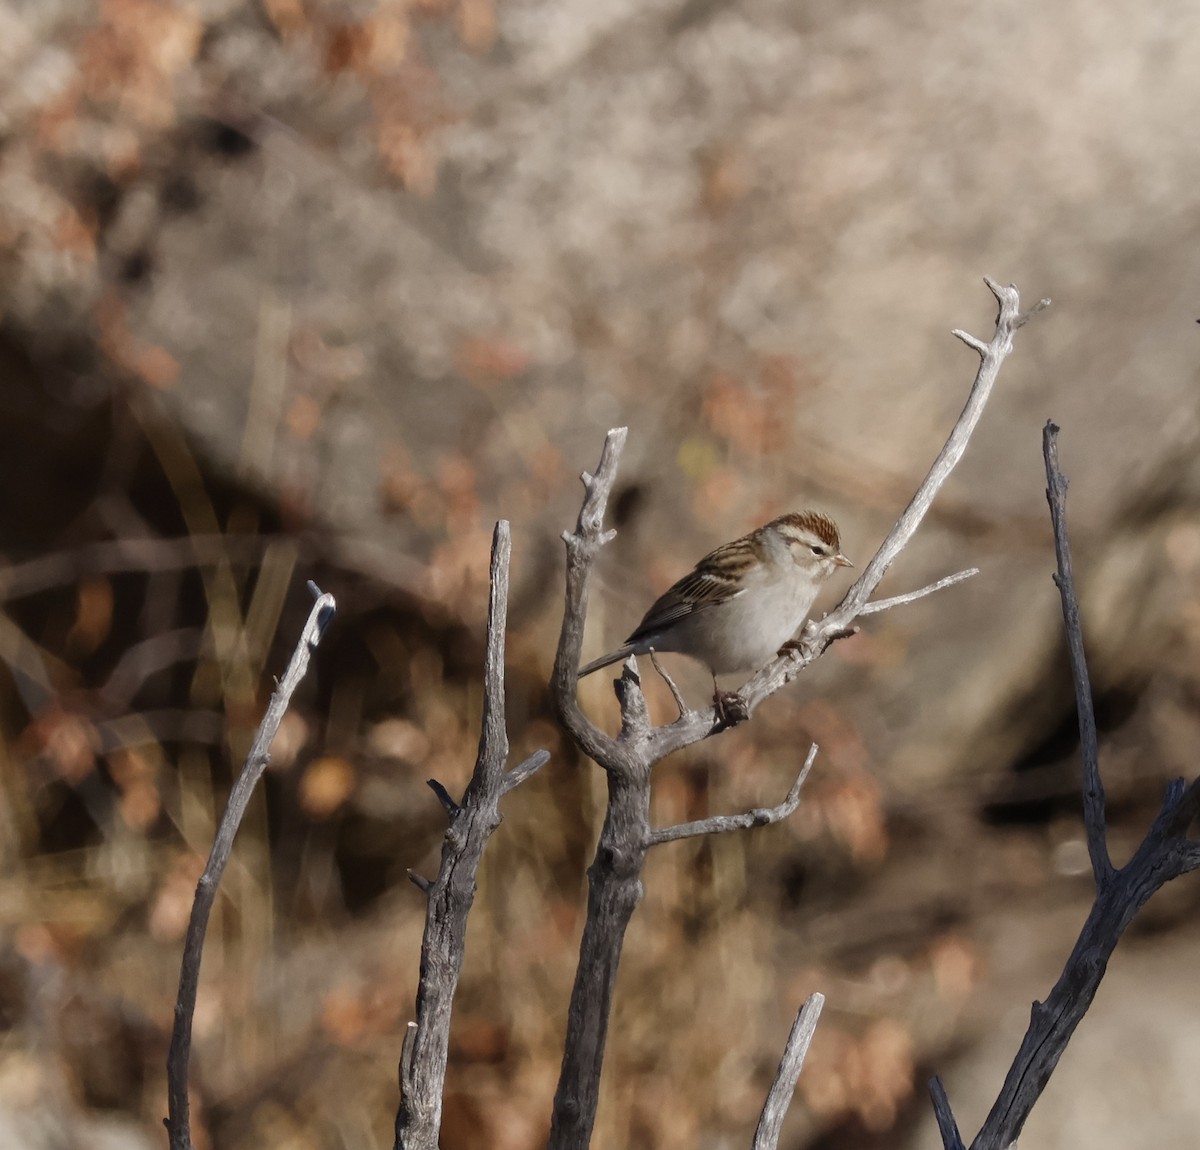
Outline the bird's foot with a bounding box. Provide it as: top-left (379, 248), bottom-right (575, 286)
top-left (712, 689), bottom-right (750, 731)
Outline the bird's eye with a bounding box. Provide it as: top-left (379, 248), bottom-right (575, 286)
top-left (810, 544), bottom-right (825, 557)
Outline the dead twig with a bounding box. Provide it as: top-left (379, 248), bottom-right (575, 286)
top-left (550, 280), bottom-right (1044, 1149)
top-left (929, 424), bottom-right (1200, 1150)
top-left (166, 582), bottom-right (335, 1150)
top-left (394, 522), bottom-right (549, 1150)
top-left (752, 992), bottom-right (825, 1150)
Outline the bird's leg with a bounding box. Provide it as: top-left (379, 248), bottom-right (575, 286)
top-left (711, 673), bottom-right (750, 731)
top-left (649, 649), bottom-right (687, 720)
top-left (777, 625), bottom-right (859, 661)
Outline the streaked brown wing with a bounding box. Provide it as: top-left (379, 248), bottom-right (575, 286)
top-left (625, 540), bottom-right (750, 643)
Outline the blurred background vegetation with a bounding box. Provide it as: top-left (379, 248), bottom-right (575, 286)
top-left (3, 1), bottom-right (1200, 1147)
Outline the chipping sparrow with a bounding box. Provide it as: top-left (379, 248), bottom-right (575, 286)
top-left (578, 511), bottom-right (852, 712)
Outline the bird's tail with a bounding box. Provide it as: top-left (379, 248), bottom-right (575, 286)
top-left (577, 645), bottom-right (637, 678)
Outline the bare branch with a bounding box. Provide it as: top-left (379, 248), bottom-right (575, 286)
top-left (426, 778), bottom-right (461, 818)
top-left (550, 282), bottom-right (1042, 1150)
top-left (858, 568), bottom-right (978, 616)
top-left (501, 748), bottom-right (551, 795)
top-left (927, 424), bottom-right (1200, 1150)
top-left (645, 279), bottom-right (1044, 760)
top-left (1043, 421), bottom-right (1111, 887)
top-left (551, 428), bottom-right (630, 768)
top-left (647, 744), bottom-right (818, 847)
top-left (929, 1075), bottom-right (966, 1150)
top-left (396, 521), bottom-right (548, 1150)
top-left (407, 871), bottom-right (433, 895)
top-left (751, 992), bottom-right (825, 1150)
top-left (166, 584), bottom-right (336, 1150)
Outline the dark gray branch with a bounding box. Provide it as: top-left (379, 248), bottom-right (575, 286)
top-left (166, 584), bottom-right (336, 1150)
top-left (928, 426), bottom-right (1200, 1150)
top-left (929, 1075), bottom-right (966, 1150)
top-left (647, 744), bottom-right (818, 847)
top-left (1043, 421), bottom-right (1111, 887)
top-left (395, 521), bottom-right (548, 1150)
top-left (751, 992), bottom-right (825, 1150)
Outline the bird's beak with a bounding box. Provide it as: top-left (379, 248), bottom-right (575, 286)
top-left (834, 553), bottom-right (854, 568)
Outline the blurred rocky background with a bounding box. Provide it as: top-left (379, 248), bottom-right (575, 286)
top-left (2, 0), bottom-right (1200, 1147)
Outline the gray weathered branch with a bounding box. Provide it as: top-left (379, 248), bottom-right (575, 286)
top-left (550, 280), bottom-right (1042, 1150)
top-left (166, 583), bottom-right (336, 1150)
top-left (646, 744), bottom-right (818, 846)
top-left (645, 278), bottom-right (1047, 761)
top-left (751, 992), bottom-right (825, 1150)
top-left (929, 425), bottom-right (1200, 1150)
top-left (395, 521), bottom-right (548, 1150)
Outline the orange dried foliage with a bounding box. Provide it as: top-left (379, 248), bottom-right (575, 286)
top-left (691, 463), bottom-right (742, 518)
top-left (380, 457), bottom-right (423, 514)
top-left (795, 699), bottom-right (869, 772)
top-left (108, 746), bottom-right (162, 830)
top-left (927, 933), bottom-right (983, 1001)
top-left (321, 983), bottom-right (369, 1045)
top-left (820, 774), bottom-right (888, 863)
top-left (456, 335), bottom-right (530, 386)
top-left (284, 394), bottom-right (322, 441)
top-left (701, 357), bottom-right (803, 456)
top-left (267, 711), bottom-right (310, 772)
top-left (262, 0), bottom-right (310, 39)
top-left (698, 143), bottom-right (748, 216)
top-left (52, 205), bottom-right (97, 262)
top-left (436, 453), bottom-right (480, 532)
top-left (289, 328), bottom-right (365, 386)
top-left (79, 0), bottom-right (203, 128)
top-left (324, 11), bottom-right (411, 77)
top-left (148, 851), bottom-right (205, 942)
top-left (423, 526), bottom-right (493, 609)
top-left (366, 717), bottom-right (431, 762)
top-left (456, 0), bottom-right (497, 53)
top-left (94, 290), bottom-right (180, 387)
top-left (67, 577), bottom-right (114, 656)
top-left (22, 707), bottom-right (98, 785)
top-left (451, 1016), bottom-right (510, 1063)
top-left (801, 1017), bottom-right (914, 1132)
top-left (134, 344), bottom-right (180, 390)
top-left (299, 755), bottom-right (357, 818)
top-left (375, 113), bottom-right (438, 195)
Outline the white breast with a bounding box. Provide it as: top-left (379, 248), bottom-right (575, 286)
top-left (658, 565), bottom-right (819, 675)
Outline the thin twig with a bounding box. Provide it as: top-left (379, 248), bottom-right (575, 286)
top-left (751, 992), bottom-right (825, 1150)
top-left (1043, 421), bottom-right (1111, 887)
top-left (165, 584), bottom-right (336, 1150)
top-left (858, 568), bottom-right (979, 615)
top-left (647, 745), bottom-right (818, 846)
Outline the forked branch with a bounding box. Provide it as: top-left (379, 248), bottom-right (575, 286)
top-left (395, 521), bottom-right (549, 1150)
top-left (929, 424), bottom-right (1200, 1150)
top-left (550, 279), bottom-right (1044, 1150)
